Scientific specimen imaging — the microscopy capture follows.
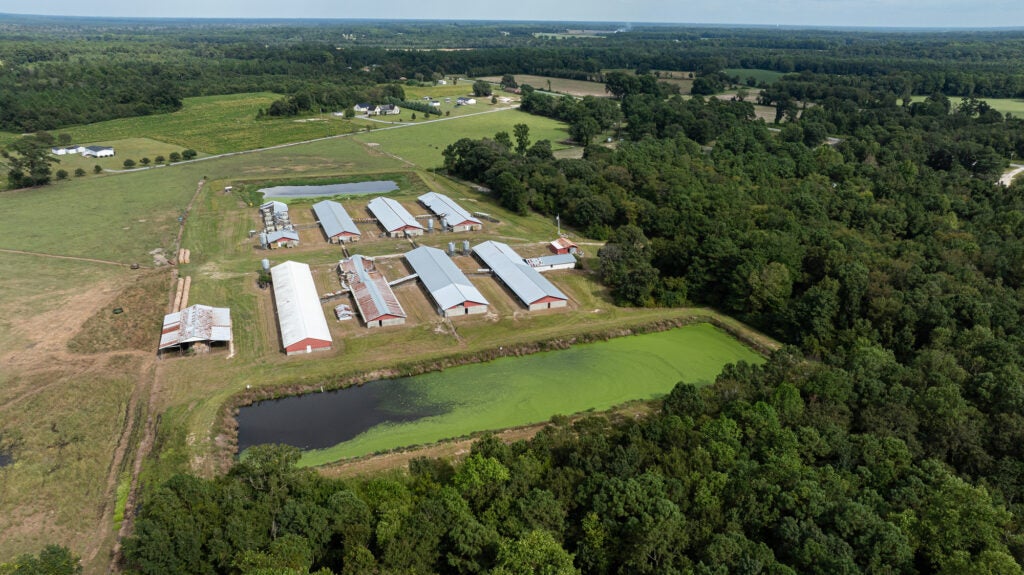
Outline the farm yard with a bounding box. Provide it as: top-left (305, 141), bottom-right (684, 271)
top-left (0, 68), bottom-right (776, 572)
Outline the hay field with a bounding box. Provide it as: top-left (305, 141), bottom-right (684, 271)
top-left (479, 75), bottom-right (610, 98)
top-left (352, 109), bottom-right (572, 169)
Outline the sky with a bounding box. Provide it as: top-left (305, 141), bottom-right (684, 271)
top-left (2, 0), bottom-right (1023, 29)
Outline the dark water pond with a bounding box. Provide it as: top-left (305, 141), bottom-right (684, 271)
top-left (259, 180), bottom-right (398, 198)
top-left (236, 379), bottom-right (445, 452)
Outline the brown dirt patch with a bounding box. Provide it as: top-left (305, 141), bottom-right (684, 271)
top-left (66, 270), bottom-right (172, 355)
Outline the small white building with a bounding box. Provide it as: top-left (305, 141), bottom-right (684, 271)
top-left (82, 146), bottom-right (115, 158)
top-left (51, 146), bottom-right (85, 156)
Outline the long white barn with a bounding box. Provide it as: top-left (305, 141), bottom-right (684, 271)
top-left (270, 260), bottom-right (333, 355)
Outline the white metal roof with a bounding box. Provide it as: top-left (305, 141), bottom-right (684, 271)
top-left (159, 304), bottom-right (232, 349)
top-left (405, 246), bottom-right (488, 310)
top-left (312, 200), bottom-right (361, 238)
top-left (473, 241), bottom-right (568, 305)
top-left (417, 192), bottom-right (482, 226)
top-left (266, 229), bottom-right (300, 242)
top-left (260, 200), bottom-right (288, 213)
top-left (270, 261), bottom-right (333, 349)
top-left (367, 197), bottom-right (423, 232)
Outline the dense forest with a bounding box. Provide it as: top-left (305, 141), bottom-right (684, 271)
top-left (3, 16), bottom-right (1024, 131)
top-left (7, 14), bottom-right (1024, 573)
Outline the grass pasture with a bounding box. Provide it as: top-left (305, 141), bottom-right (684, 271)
top-left (353, 109), bottom-right (573, 169)
top-left (53, 137), bottom-right (200, 174)
top-left (41, 93), bottom-right (363, 155)
top-left (478, 75), bottom-right (609, 98)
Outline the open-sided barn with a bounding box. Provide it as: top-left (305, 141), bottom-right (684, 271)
top-left (417, 192), bottom-right (483, 232)
top-left (270, 260), bottom-right (333, 355)
top-left (312, 200), bottom-right (361, 243)
top-left (339, 255), bottom-right (406, 327)
top-left (368, 197), bottom-right (424, 237)
top-left (405, 246), bottom-right (488, 317)
top-left (473, 241), bottom-right (569, 310)
top-left (158, 304), bottom-right (233, 352)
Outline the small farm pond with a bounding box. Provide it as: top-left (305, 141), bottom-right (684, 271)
top-left (259, 180), bottom-right (398, 198)
top-left (236, 323), bottom-right (765, 466)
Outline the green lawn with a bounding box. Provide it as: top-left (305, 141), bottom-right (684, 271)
top-left (909, 95), bottom-right (1024, 116)
top-left (353, 109), bottom-right (573, 169)
top-left (296, 323), bottom-right (764, 465)
top-left (0, 136), bottom-right (406, 263)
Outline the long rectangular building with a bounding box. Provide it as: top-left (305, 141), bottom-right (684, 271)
top-left (405, 246), bottom-right (488, 317)
top-left (473, 241), bottom-right (569, 311)
top-left (313, 200), bottom-right (361, 243)
top-left (368, 197), bottom-right (424, 237)
top-left (417, 192), bottom-right (482, 232)
top-left (271, 260), bottom-right (333, 355)
top-left (339, 255), bottom-right (406, 328)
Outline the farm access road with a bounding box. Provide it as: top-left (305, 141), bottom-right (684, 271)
top-left (104, 104), bottom-right (521, 174)
top-left (1000, 164), bottom-right (1024, 187)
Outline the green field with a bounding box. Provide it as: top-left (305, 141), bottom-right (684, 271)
top-left (298, 323), bottom-right (764, 465)
top-left (0, 93), bottom-right (363, 156)
top-left (479, 74), bottom-right (609, 98)
top-left (353, 109), bottom-right (572, 168)
top-left (724, 68), bottom-right (786, 84)
top-left (909, 95), bottom-right (1024, 116)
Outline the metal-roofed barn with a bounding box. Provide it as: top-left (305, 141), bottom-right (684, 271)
top-left (367, 197), bottom-right (424, 237)
top-left (270, 260), bottom-right (333, 355)
top-left (417, 192), bottom-right (483, 232)
top-left (339, 255), bottom-right (406, 327)
top-left (159, 304), bottom-right (233, 352)
top-left (524, 253), bottom-right (577, 272)
top-left (312, 200), bottom-right (361, 243)
top-left (473, 241), bottom-right (569, 310)
top-left (405, 245), bottom-right (489, 317)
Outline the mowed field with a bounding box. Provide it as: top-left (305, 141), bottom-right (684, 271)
top-left (0, 93), bottom-right (364, 156)
top-left (479, 74), bottom-right (610, 97)
top-left (353, 108), bottom-right (573, 168)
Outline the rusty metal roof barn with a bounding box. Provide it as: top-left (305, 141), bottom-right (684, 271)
top-left (159, 304), bottom-right (232, 350)
top-left (339, 255), bottom-right (406, 323)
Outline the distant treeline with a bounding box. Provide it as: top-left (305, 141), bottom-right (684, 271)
top-left (3, 20), bottom-right (1024, 131)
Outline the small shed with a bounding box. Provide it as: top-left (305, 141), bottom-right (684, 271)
top-left (549, 237), bottom-right (580, 255)
top-left (263, 229), bottom-right (300, 249)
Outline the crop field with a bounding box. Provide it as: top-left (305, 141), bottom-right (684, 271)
top-left (479, 74), bottom-right (609, 97)
top-left (724, 68), bottom-right (786, 85)
top-left (352, 109), bottom-right (572, 168)
top-left (297, 323), bottom-right (764, 465)
top-left (19, 93), bottom-right (363, 155)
